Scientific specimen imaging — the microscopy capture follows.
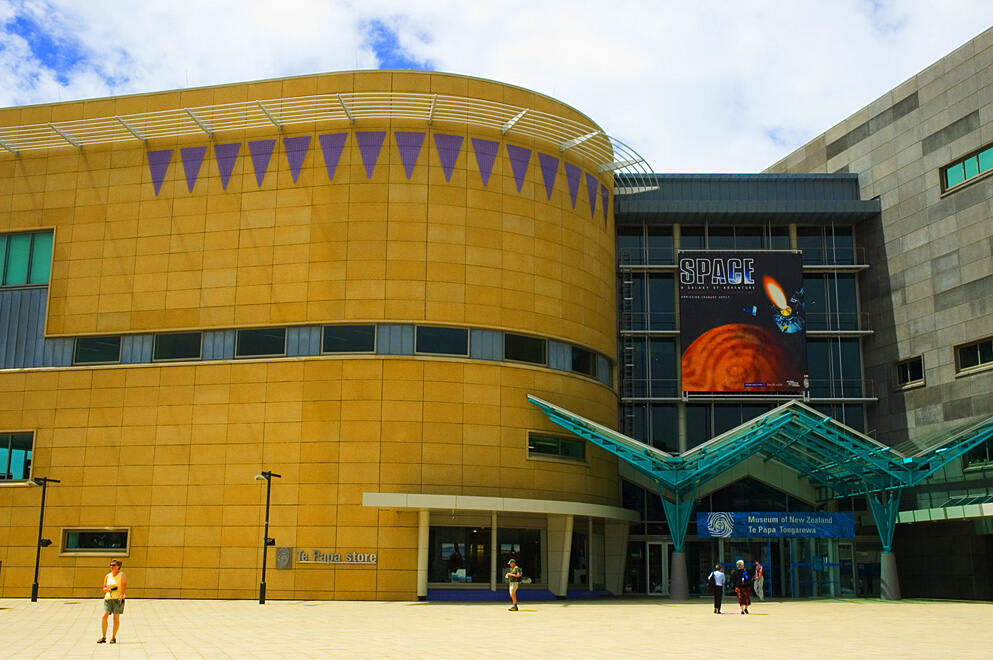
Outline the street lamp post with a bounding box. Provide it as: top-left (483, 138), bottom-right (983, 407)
top-left (254, 470), bottom-right (281, 604)
top-left (30, 476), bottom-right (60, 602)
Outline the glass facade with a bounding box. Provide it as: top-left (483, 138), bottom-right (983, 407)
top-left (0, 433), bottom-right (32, 481)
top-left (619, 221), bottom-right (868, 453)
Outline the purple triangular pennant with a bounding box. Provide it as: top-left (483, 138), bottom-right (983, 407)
top-left (395, 131), bottom-right (425, 179)
top-left (537, 153), bottom-right (559, 200)
top-left (506, 144), bottom-right (531, 193)
top-left (471, 138), bottom-right (499, 186)
top-left (433, 134), bottom-right (463, 182)
top-left (214, 143), bottom-right (240, 190)
top-left (356, 131), bottom-right (386, 179)
top-left (601, 184), bottom-right (610, 225)
top-left (248, 139), bottom-right (276, 186)
top-left (147, 149), bottom-right (172, 196)
top-left (564, 162), bottom-right (581, 208)
top-left (318, 133), bottom-right (347, 181)
top-left (180, 146), bottom-right (207, 193)
top-left (283, 135), bottom-right (311, 183)
top-left (585, 173), bottom-right (599, 217)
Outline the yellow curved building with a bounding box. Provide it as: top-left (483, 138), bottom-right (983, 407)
top-left (0, 71), bottom-right (634, 600)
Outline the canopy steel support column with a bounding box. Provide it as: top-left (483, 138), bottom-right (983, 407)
top-left (867, 489), bottom-right (902, 600)
top-left (658, 483), bottom-right (696, 600)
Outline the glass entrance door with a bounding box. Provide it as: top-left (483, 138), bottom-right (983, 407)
top-left (838, 542), bottom-right (856, 596)
top-left (647, 542), bottom-right (669, 595)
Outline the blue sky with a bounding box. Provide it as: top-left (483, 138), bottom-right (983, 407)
top-left (2, 0), bottom-right (993, 172)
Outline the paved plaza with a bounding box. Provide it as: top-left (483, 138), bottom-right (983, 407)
top-left (2, 596), bottom-right (992, 659)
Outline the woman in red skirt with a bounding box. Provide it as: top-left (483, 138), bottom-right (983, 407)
top-left (730, 559), bottom-right (752, 614)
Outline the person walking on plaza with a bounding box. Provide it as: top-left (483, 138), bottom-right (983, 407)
top-left (730, 559), bottom-right (752, 614)
top-left (505, 558), bottom-right (522, 611)
top-left (97, 559), bottom-right (127, 644)
top-left (753, 560), bottom-right (765, 601)
top-left (707, 563), bottom-right (726, 614)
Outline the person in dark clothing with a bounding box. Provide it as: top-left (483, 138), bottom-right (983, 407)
top-left (730, 559), bottom-right (752, 614)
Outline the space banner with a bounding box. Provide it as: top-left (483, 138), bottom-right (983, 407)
top-left (678, 250), bottom-right (806, 393)
top-left (697, 512), bottom-right (855, 538)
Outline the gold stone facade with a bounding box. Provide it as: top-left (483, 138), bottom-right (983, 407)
top-left (0, 71), bottom-right (619, 599)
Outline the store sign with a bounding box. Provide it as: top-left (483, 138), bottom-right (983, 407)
top-left (697, 512), bottom-right (854, 538)
top-left (678, 250), bottom-right (806, 393)
top-left (295, 549), bottom-right (378, 564)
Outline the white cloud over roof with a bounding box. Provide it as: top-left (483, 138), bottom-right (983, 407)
top-left (2, 0), bottom-right (992, 172)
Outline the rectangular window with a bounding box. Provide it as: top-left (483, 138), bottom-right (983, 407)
top-left (528, 432), bottom-right (585, 461)
top-left (504, 333), bottom-right (546, 365)
top-left (896, 356), bottom-right (924, 386)
top-left (235, 328), bottom-right (287, 358)
top-left (0, 432), bottom-right (33, 481)
top-left (61, 528), bottom-right (129, 555)
top-left (74, 336), bottom-right (122, 365)
top-left (570, 346), bottom-right (596, 377)
top-left (943, 144), bottom-right (993, 192)
top-left (1, 230), bottom-right (54, 287)
top-left (153, 332), bottom-right (202, 361)
top-left (415, 326), bottom-right (468, 356)
top-left (957, 338), bottom-right (993, 372)
top-left (966, 439), bottom-right (993, 467)
top-left (322, 325), bottom-right (376, 353)
top-left (617, 226), bottom-right (644, 265)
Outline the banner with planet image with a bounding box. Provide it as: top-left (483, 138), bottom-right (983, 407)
top-left (678, 250), bottom-right (806, 393)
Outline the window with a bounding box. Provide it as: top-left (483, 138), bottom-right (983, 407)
top-left (428, 526), bottom-right (491, 584)
top-left (153, 332), bottom-right (202, 361)
top-left (957, 338), bottom-right (993, 372)
top-left (0, 432), bottom-right (33, 481)
top-left (1, 230), bottom-right (53, 286)
top-left (804, 273), bottom-right (860, 331)
top-left (943, 144), bottom-right (993, 191)
top-left (966, 439), bottom-right (993, 467)
top-left (323, 325), bottom-right (375, 353)
top-left (74, 336), bottom-right (121, 364)
top-left (504, 333), bottom-right (546, 365)
top-left (617, 226), bottom-right (644, 265)
top-left (416, 326), bottom-right (468, 356)
top-left (625, 273), bottom-right (675, 331)
top-left (61, 528), bottom-right (129, 555)
top-left (528, 433), bottom-right (585, 461)
top-left (236, 328), bottom-right (287, 358)
top-left (896, 356), bottom-right (924, 387)
top-left (797, 226), bottom-right (855, 265)
top-left (570, 346), bottom-right (596, 377)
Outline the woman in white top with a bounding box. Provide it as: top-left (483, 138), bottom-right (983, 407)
top-left (98, 559), bottom-right (127, 644)
top-left (707, 563), bottom-right (726, 614)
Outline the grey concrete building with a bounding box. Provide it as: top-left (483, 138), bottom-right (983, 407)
top-left (766, 28), bottom-right (993, 599)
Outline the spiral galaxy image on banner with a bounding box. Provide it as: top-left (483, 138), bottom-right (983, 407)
top-left (678, 250), bottom-right (806, 393)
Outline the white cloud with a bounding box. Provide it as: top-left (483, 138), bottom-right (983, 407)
top-left (2, 0), bottom-right (993, 172)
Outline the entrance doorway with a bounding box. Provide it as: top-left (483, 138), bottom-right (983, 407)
top-left (647, 542), bottom-right (670, 595)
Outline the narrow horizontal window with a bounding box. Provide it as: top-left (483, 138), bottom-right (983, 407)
top-left (74, 336), bottom-right (122, 364)
top-left (528, 433), bottom-right (585, 461)
top-left (957, 338), bottom-right (993, 372)
top-left (153, 332), bottom-right (202, 361)
top-left (416, 326), bottom-right (468, 356)
top-left (571, 346), bottom-right (596, 377)
top-left (896, 356), bottom-right (924, 386)
top-left (943, 143), bottom-right (993, 192)
top-left (0, 432), bottom-right (33, 481)
top-left (323, 325), bottom-right (376, 353)
top-left (504, 333), bottom-right (546, 365)
top-left (61, 528), bottom-right (129, 554)
top-left (236, 328), bottom-right (287, 358)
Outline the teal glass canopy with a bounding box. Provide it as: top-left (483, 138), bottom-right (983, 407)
top-left (528, 395), bottom-right (993, 552)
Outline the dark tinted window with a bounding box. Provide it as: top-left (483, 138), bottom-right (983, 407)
top-left (528, 433), bottom-right (585, 461)
top-left (153, 332), bottom-right (202, 361)
top-left (645, 226), bottom-right (673, 264)
top-left (896, 357), bottom-right (924, 386)
top-left (416, 326), bottom-right (468, 356)
top-left (323, 325), bottom-right (376, 353)
top-left (236, 328), bottom-right (286, 357)
top-left (62, 529), bottom-right (129, 553)
top-left (647, 275), bottom-right (675, 330)
top-left (649, 404), bottom-right (678, 453)
top-left (0, 433), bottom-right (32, 481)
top-left (617, 226), bottom-right (644, 264)
top-left (504, 333), bottom-right (546, 365)
top-left (571, 346), bottom-right (596, 376)
top-left (74, 336), bottom-right (121, 364)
